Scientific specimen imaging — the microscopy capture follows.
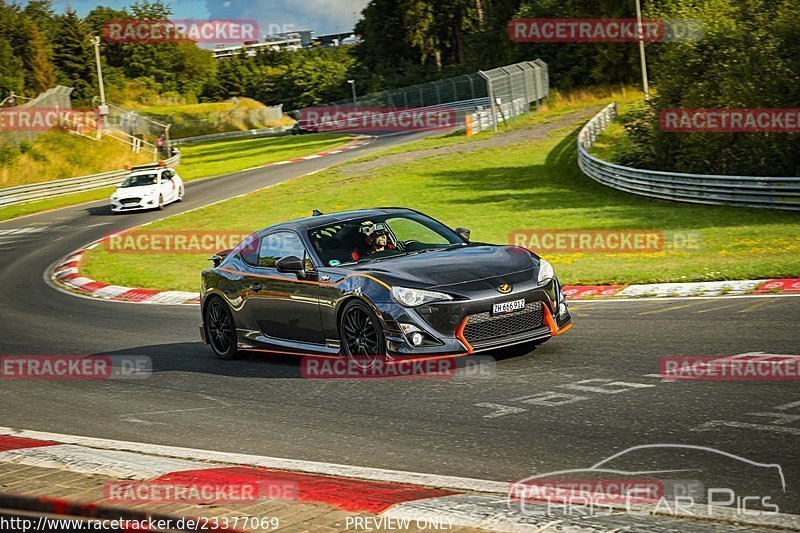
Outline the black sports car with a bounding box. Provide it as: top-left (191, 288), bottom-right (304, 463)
top-left (199, 208), bottom-right (572, 360)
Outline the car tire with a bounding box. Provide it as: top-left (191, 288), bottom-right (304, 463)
top-left (157, 195), bottom-right (164, 210)
top-left (339, 299), bottom-right (386, 360)
top-left (177, 186), bottom-right (184, 202)
top-left (204, 297), bottom-right (241, 360)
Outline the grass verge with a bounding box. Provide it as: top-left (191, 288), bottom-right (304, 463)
top-left (0, 133), bottom-right (350, 223)
top-left (0, 131), bottom-right (152, 188)
top-left (176, 133), bottom-right (349, 180)
top-left (81, 95), bottom-right (800, 292)
top-left (587, 98), bottom-right (642, 163)
top-left (137, 98), bottom-right (295, 139)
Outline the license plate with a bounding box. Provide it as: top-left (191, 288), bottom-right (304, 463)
top-left (492, 298), bottom-right (526, 315)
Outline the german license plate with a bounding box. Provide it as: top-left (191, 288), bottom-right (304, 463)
top-left (492, 298), bottom-right (525, 315)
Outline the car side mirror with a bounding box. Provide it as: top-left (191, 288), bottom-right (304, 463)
top-left (455, 227), bottom-right (471, 242)
top-left (276, 255), bottom-right (305, 277)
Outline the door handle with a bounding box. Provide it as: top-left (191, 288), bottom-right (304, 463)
top-left (249, 282), bottom-right (262, 293)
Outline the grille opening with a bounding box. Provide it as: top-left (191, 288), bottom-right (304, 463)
top-left (463, 302), bottom-right (544, 343)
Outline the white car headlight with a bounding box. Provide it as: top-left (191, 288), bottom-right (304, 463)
top-left (392, 286), bottom-right (452, 307)
top-left (537, 259), bottom-right (555, 284)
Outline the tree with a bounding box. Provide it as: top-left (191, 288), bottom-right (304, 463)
top-left (26, 25), bottom-right (56, 93)
top-left (0, 1), bottom-right (25, 95)
top-left (24, 0), bottom-right (56, 38)
top-left (53, 9), bottom-right (96, 100)
top-left (621, 0), bottom-right (800, 176)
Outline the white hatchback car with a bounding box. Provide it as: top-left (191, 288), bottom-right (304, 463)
top-left (110, 164), bottom-right (184, 213)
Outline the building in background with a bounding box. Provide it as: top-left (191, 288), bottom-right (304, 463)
top-left (212, 29), bottom-right (361, 60)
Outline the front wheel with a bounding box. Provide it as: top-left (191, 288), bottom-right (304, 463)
top-left (176, 185), bottom-right (184, 202)
top-left (339, 299), bottom-right (386, 361)
top-left (204, 298), bottom-right (240, 360)
top-left (157, 195), bottom-right (164, 210)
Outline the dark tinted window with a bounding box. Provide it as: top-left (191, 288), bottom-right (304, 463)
top-left (238, 235), bottom-right (260, 266)
top-left (258, 232), bottom-right (307, 268)
top-left (308, 213), bottom-right (463, 266)
top-left (121, 174), bottom-right (157, 187)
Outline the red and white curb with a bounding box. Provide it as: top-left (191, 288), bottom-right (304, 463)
top-left (245, 135), bottom-right (373, 169)
top-left (0, 428), bottom-right (797, 532)
top-left (52, 245), bottom-right (200, 305)
top-left (562, 278), bottom-right (800, 299)
top-left (51, 245), bottom-right (800, 307)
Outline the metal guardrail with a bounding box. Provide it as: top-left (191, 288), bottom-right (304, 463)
top-left (0, 153), bottom-right (180, 208)
top-left (578, 103), bottom-right (800, 211)
top-left (172, 126), bottom-right (290, 145)
top-left (307, 98), bottom-right (491, 131)
top-left (466, 97), bottom-right (528, 135)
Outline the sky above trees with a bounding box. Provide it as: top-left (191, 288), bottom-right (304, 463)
top-left (23, 0), bottom-right (367, 35)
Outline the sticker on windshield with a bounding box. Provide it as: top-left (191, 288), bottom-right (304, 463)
top-left (329, 260), bottom-right (341, 266)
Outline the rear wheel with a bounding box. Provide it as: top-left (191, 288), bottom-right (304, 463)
top-left (205, 297), bottom-right (240, 360)
top-left (339, 300), bottom-right (386, 362)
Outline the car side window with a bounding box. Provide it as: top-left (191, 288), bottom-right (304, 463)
top-left (258, 232), bottom-right (311, 269)
top-left (239, 236), bottom-right (260, 266)
top-left (162, 171), bottom-right (173, 180)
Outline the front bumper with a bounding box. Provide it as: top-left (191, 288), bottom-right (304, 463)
top-left (110, 197), bottom-right (160, 212)
top-left (380, 278), bottom-right (572, 357)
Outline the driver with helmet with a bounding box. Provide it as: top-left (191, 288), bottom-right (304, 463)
top-left (350, 222), bottom-right (394, 261)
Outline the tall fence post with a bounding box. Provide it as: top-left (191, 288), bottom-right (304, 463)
top-left (477, 71), bottom-right (497, 132)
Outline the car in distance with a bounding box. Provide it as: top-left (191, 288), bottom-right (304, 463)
top-left (110, 163), bottom-right (184, 213)
top-left (199, 208), bottom-right (572, 360)
top-left (291, 120), bottom-right (320, 135)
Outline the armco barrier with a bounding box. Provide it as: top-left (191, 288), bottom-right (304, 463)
top-left (578, 103), bottom-right (800, 211)
top-left (0, 153), bottom-right (180, 208)
top-left (171, 126), bottom-right (289, 145)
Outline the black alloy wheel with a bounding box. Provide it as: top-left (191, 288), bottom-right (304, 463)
top-left (205, 298), bottom-right (240, 360)
top-left (340, 299), bottom-right (386, 365)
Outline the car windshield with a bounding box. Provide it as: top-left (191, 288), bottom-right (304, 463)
top-left (120, 174), bottom-right (158, 187)
top-left (308, 212), bottom-right (464, 267)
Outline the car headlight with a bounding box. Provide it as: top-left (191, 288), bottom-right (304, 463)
top-left (110, 192), bottom-right (119, 200)
top-left (537, 259), bottom-right (555, 284)
top-left (391, 286), bottom-right (452, 307)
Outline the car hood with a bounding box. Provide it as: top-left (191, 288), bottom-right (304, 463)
top-left (114, 185), bottom-right (157, 198)
top-left (348, 244), bottom-right (539, 292)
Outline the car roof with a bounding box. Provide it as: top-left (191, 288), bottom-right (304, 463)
top-left (260, 207), bottom-right (419, 234)
top-left (126, 169), bottom-right (164, 177)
